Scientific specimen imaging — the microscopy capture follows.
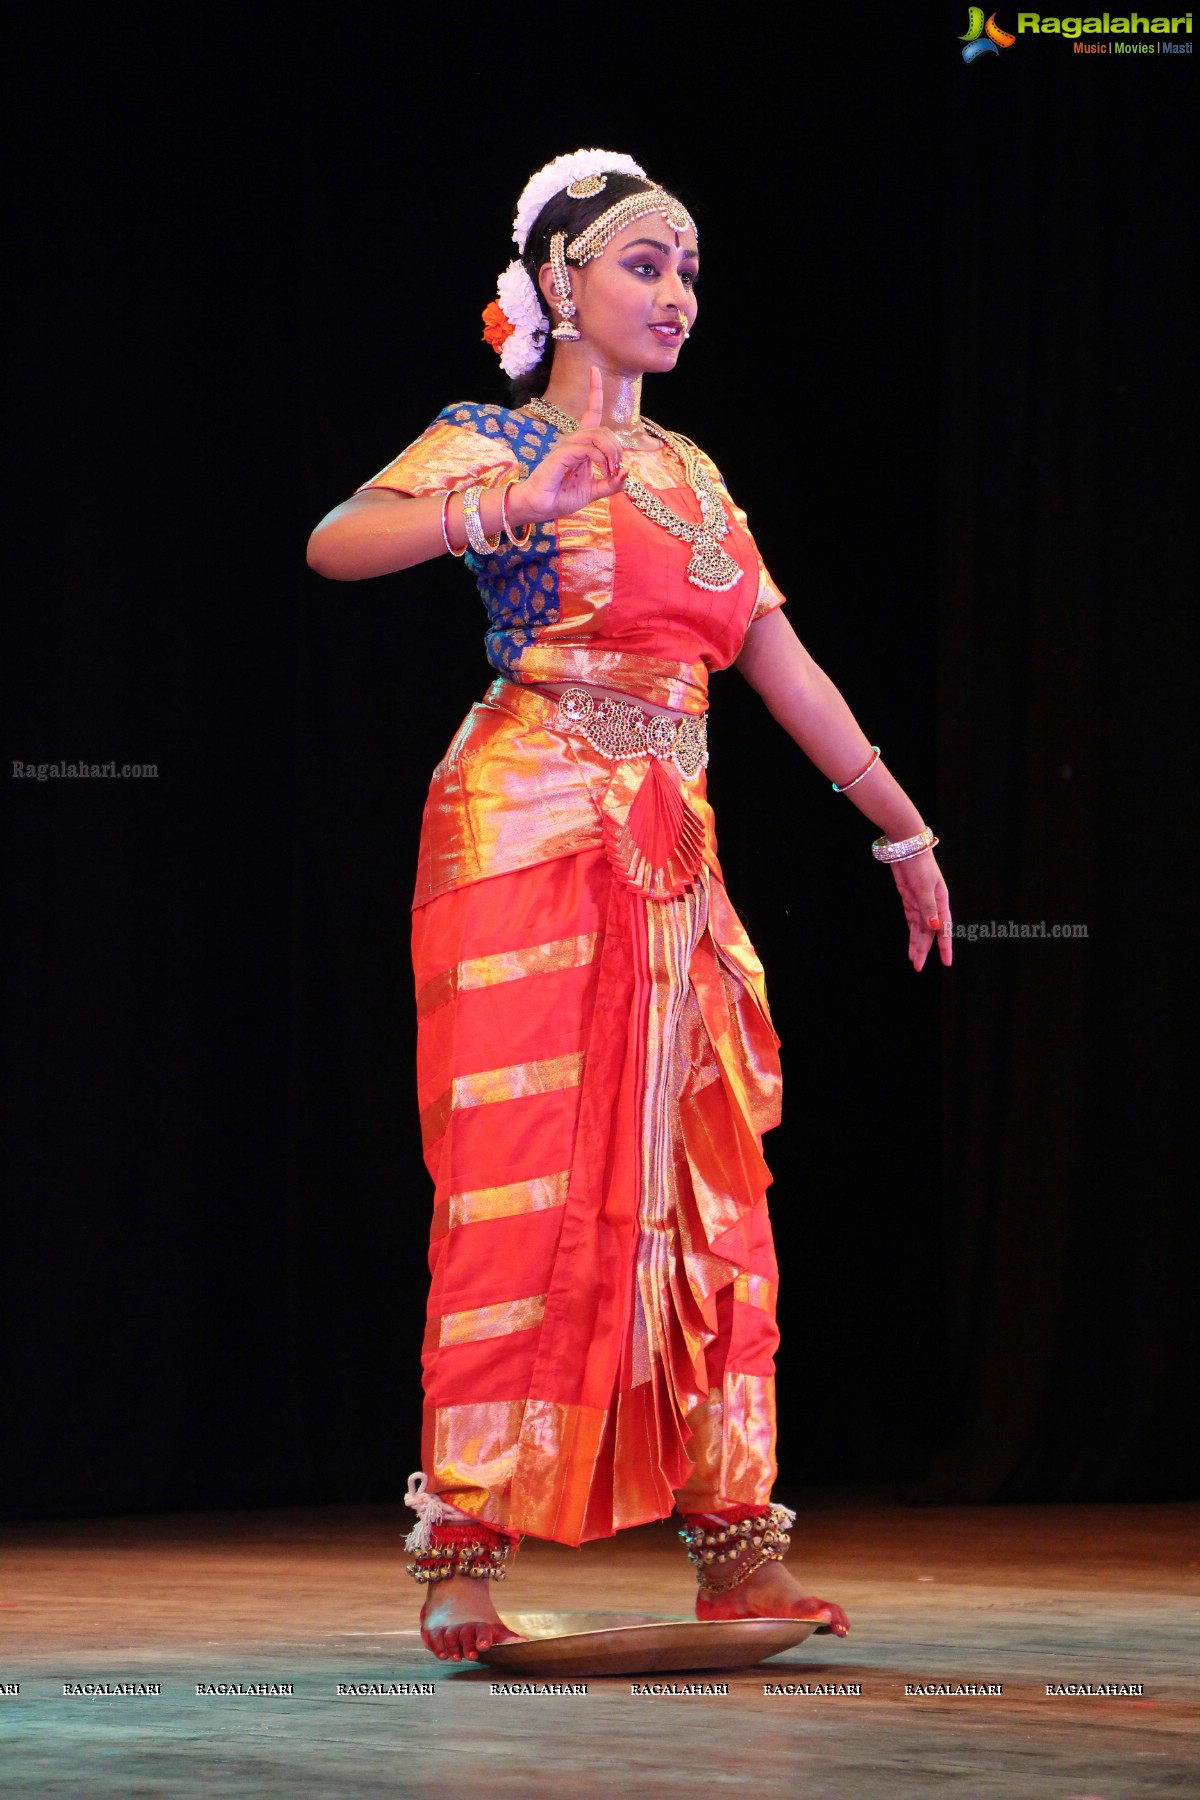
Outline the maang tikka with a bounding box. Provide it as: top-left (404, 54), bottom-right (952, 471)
top-left (548, 232), bottom-right (581, 341)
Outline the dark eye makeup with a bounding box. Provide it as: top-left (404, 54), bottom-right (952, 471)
top-left (624, 259), bottom-right (700, 286)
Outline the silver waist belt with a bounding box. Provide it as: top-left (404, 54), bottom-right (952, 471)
top-left (552, 686), bottom-right (709, 781)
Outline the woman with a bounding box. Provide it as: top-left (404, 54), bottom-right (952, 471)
top-left (308, 149), bottom-right (951, 1664)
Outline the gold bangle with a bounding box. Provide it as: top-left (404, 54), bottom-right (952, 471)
top-left (501, 472), bottom-right (534, 548)
top-left (440, 490), bottom-right (467, 559)
top-left (461, 484), bottom-right (501, 556)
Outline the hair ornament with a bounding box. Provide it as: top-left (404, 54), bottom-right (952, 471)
top-left (566, 173), bottom-right (607, 199)
top-left (512, 149), bottom-right (647, 254)
top-left (566, 187), bottom-right (696, 264)
top-left (482, 260), bottom-right (551, 377)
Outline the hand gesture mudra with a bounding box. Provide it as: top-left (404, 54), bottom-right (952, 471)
top-left (517, 366), bottom-right (629, 523)
top-left (892, 851), bottom-right (953, 972)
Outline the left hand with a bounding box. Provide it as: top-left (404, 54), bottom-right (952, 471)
top-left (892, 851), bottom-right (952, 971)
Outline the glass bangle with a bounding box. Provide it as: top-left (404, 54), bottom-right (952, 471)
top-left (440, 490), bottom-right (467, 558)
top-left (832, 747), bottom-right (880, 794)
top-left (501, 472), bottom-right (534, 548)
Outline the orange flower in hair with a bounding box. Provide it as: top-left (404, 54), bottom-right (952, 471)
top-left (481, 300), bottom-right (516, 351)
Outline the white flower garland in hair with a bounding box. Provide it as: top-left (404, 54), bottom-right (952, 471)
top-left (493, 260), bottom-right (550, 378)
top-left (511, 147), bottom-right (647, 255)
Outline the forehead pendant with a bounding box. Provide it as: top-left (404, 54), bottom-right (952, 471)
top-left (565, 187), bottom-right (696, 264)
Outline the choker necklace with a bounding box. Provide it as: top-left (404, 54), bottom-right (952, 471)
top-left (525, 398), bottom-right (743, 593)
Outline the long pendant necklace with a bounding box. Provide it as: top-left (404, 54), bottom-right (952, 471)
top-left (525, 398), bottom-right (744, 594)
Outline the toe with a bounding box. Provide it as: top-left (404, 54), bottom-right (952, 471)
top-left (813, 1599), bottom-right (850, 1636)
top-left (459, 1624), bottom-right (481, 1661)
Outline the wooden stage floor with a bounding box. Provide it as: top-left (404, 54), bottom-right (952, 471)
top-left (2, 1498), bottom-right (1196, 1798)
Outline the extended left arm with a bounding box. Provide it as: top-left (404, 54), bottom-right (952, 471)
top-left (736, 608), bottom-right (951, 969)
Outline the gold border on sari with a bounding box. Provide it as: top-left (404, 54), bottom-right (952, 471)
top-left (432, 1169), bottom-right (570, 1239)
top-left (416, 932), bottom-right (600, 1021)
top-left (439, 1293), bottom-right (548, 1347)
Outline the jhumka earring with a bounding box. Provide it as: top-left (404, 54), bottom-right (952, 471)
top-left (548, 231), bottom-right (581, 341)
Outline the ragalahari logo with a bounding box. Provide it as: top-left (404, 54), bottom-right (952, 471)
top-left (960, 8), bottom-right (1017, 58)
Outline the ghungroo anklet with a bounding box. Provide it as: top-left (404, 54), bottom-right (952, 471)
top-left (679, 1504), bottom-right (796, 1595)
top-left (403, 1468), bottom-right (516, 1584)
top-left (405, 1522), bottom-right (513, 1584)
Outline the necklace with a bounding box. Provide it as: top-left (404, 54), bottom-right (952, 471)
top-left (525, 398), bottom-right (743, 593)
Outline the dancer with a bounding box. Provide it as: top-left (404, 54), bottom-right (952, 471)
top-left (308, 149), bottom-right (951, 1663)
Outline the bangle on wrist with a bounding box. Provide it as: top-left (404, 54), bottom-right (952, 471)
top-left (501, 472), bottom-right (534, 549)
top-left (871, 827), bottom-right (938, 864)
top-left (832, 746), bottom-right (880, 794)
top-left (461, 483), bottom-right (501, 557)
top-left (441, 490), bottom-right (467, 558)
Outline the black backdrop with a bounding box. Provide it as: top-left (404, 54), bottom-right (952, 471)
top-left (5, 5), bottom-right (1195, 1520)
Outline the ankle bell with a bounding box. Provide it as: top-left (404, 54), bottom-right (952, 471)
top-left (405, 1521), bottom-right (515, 1585)
top-left (678, 1504), bottom-right (796, 1595)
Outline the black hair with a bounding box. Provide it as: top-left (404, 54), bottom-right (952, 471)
top-left (507, 172), bottom-right (661, 407)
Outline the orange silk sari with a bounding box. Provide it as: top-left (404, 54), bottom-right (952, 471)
top-left (359, 403), bottom-right (789, 1546)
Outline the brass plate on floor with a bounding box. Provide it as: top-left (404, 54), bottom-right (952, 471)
top-left (477, 1611), bottom-right (821, 1676)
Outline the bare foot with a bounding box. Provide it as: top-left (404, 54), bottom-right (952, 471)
top-left (695, 1560), bottom-right (850, 1637)
top-left (419, 1578), bottom-right (525, 1663)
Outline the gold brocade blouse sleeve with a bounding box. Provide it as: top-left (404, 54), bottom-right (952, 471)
top-left (693, 445), bottom-right (787, 624)
top-left (353, 404), bottom-right (525, 499)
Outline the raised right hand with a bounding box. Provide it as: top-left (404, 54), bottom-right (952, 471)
top-left (510, 366), bottom-right (629, 527)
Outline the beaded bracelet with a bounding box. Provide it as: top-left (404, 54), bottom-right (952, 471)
top-left (461, 484), bottom-right (501, 556)
top-left (832, 746), bottom-right (880, 794)
top-left (500, 472), bottom-right (534, 549)
top-left (871, 827), bottom-right (939, 864)
top-left (440, 490), bottom-right (467, 558)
